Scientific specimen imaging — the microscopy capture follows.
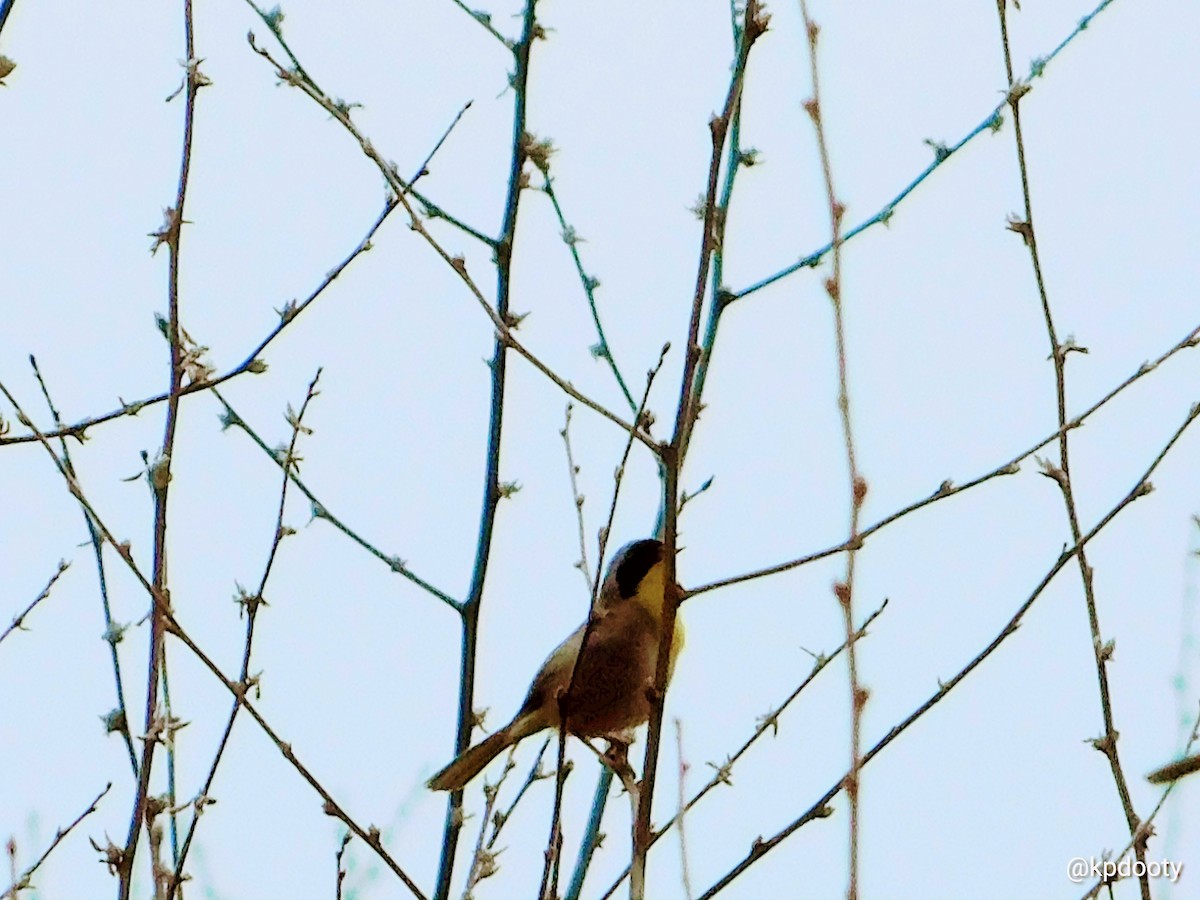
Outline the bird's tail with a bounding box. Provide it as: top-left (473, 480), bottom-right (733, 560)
top-left (427, 710), bottom-right (546, 792)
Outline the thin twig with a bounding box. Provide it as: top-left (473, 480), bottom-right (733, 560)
top-left (0, 560), bottom-right (70, 647)
top-left (538, 742), bottom-right (567, 900)
top-left (215, 389), bottom-right (458, 609)
top-left (448, 0), bottom-right (513, 48)
top-left (594, 344), bottom-right (671, 604)
top-left (1081, 705), bottom-right (1200, 898)
top-left (119, 6), bottom-right (202, 892)
top-left (674, 720), bottom-right (694, 900)
top-left (159, 645), bottom-right (182, 868)
top-left (462, 776), bottom-right (507, 899)
top-left (0, 200), bottom-right (396, 450)
top-left (688, 0), bottom-right (749, 432)
top-left (2, 783), bottom-right (111, 900)
top-left (560, 404), bottom-right (594, 593)
top-left (241, 0), bottom-right (489, 243)
top-left (335, 833), bottom-right (352, 900)
top-left (0, 382), bottom-right (429, 900)
top-left (27, 356), bottom-right (139, 775)
top-left (540, 177), bottom-right (637, 411)
top-left (669, 599), bottom-right (886, 840)
top-left (487, 738), bottom-right (552, 850)
top-left (694, 400), bottom-right (1200, 898)
top-left (547, 344), bottom-right (670, 900)
top-left (1146, 752), bottom-right (1200, 785)
top-left (995, 2), bottom-right (1146, 895)
top-left (245, 35), bottom-right (656, 456)
top-left (0, 0), bottom-right (1126, 454)
top-left (733, 0), bottom-right (1124, 302)
top-left (167, 370), bottom-right (324, 898)
top-left (199, 91), bottom-right (476, 616)
top-left (596, 599), bottom-right (888, 900)
top-left (414, 100), bottom-right (475, 182)
top-left (797, 4), bottom-right (864, 895)
top-left (688, 320), bottom-right (1200, 599)
top-left (634, 7), bottom-right (769, 896)
top-left (435, 3), bottom-right (543, 897)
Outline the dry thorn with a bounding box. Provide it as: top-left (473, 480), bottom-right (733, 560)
top-left (1005, 214), bottom-right (1033, 245)
top-left (1035, 455), bottom-right (1068, 489)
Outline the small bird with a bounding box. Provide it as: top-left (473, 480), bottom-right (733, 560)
top-left (427, 538), bottom-right (685, 792)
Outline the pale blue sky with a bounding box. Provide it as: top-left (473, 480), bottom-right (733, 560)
top-left (1, 0), bottom-right (1198, 898)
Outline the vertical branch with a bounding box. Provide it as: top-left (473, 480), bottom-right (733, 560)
top-left (462, 776), bottom-right (506, 899)
top-left (673, 719), bottom-right (694, 900)
top-left (117, 2), bottom-right (203, 896)
top-left (797, 4), bottom-right (865, 898)
top-left (690, 400), bottom-right (1198, 898)
top-left (335, 833), bottom-right (352, 900)
top-left (560, 403), bottom-right (594, 592)
top-left (0, 382), bottom-right (429, 900)
top-left (633, 5), bottom-right (768, 898)
top-left (687, 1), bottom-right (754, 454)
top-left (159, 647), bottom-right (181, 867)
top-left (564, 768), bottom-right (614, 900)
top-left (433, 4), bottom-right (542, 898)
top-left (485, 737), bottom-right (552, 848)
top-left (540, 727), bottom-right (569, 900)
top-left (549, 347), bottom-right (667, 900)
top-left (994, 4), bottom-right (1147, 896)
top-left (166, 372), bottom-right (323, 898)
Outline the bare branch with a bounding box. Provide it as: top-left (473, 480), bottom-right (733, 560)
top-left (695, 399), bottom-right (1200, 898)
top-left (0, 559), bottom-right (70, 648)
top-left (995, 1), bottom-right (1146, 893)
top-left (3, 783), bottom-right (110, 900)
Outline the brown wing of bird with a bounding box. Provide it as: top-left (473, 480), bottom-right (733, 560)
top-left (560, 603), bottom-right (660, 738)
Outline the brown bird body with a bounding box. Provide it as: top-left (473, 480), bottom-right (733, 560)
top-left (427, 539), bottom-right (684, 792)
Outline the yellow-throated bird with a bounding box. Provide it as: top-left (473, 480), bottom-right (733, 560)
top-left (427, 538), bottom-right (684, 792)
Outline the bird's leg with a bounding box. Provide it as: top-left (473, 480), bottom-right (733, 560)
top-left (601, 736), bottom-right (640, 802)
top-left (602, 737), bottom-right (628, 772)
